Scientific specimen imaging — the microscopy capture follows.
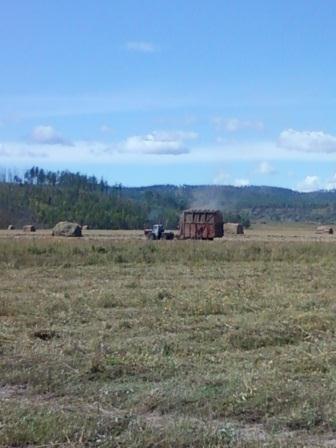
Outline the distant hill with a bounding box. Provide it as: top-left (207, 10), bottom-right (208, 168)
top-left (1, 167), bottom-right (336, 228)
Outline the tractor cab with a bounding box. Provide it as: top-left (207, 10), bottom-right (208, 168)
top-left (144, 224), bottom-right (174, 240)
top-left (152, 224), bottom-right (164, 239)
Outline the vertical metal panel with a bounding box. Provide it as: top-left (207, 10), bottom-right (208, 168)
top-left (179, 210), bottom-right (223, 239)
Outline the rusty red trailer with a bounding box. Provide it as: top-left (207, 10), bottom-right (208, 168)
top-left (178, 209), bottom-right (224, 240)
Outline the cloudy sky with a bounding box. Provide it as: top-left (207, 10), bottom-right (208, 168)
top-left (1, 0), bottom-right (336, 190)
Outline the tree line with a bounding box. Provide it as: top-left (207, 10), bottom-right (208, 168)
top-left (2, 166), bottom-right (336, 229)
top-left (0, 167), bottom-right (187, 229)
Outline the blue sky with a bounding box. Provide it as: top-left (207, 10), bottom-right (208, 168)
top-left (1, 0), bottom-right (336, 190)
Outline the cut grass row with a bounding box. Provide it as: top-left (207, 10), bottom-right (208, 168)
top-left (1, 238), bottom-right (336, 267)
top-left (1, 238), bottom-right (336, 446)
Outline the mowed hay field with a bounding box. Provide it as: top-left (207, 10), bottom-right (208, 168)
top-left (2, 231), bottom-right (336, 446)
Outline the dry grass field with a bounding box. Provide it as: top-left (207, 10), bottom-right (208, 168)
top-left (2, 225), bottom-right (336, 447)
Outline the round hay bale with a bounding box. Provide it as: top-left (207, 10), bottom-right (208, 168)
top-left (82, 225), bottom-right (89, 230)
top-left (52, 221), bottom-right (82, 237)
top-left (316, 225), bottom-right (333, 235)
top-left (224, 222), bottom-right (244, 235)
top-left (23, 225), bottom-right (36, 232)
top-left (8, 225), bottom-right (15, 230)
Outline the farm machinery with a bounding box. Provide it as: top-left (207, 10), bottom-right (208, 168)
top-left (144, 224), bottom-right (174, 240)
top-left (144, 209), bottom-right (225, 241)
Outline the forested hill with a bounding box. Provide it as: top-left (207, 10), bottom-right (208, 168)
top-left (1, 167), bottom-right (336, 229)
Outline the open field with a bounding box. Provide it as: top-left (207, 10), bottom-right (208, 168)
top-left (2, 229), bottom-right (336, 446)
top-left (0, 221), bottom-right (335, 242)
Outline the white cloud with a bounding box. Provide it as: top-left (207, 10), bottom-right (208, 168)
top-left (279, 129), bottom-right (336, 153)
top-left (0, 144), bottom-right (11, 157)
top-left (119, 132), bottom-right (192, 155)
top-left (125, 41), bottom-right (158, 53)
top-left (0, 139), bottom-right (191, 164)
top-left (325, 173), bottom-right (336, 190)
top-left (297, 175), bottom-right (320, 192)
top-left (0, 142), bottom-right (48, 159)
top-left (234, 178), bottom-right (250, 187)
top-left (258, 161), bottom-right (276, 175)
top-left (29, 125), bottom-right (70, 145)
top-left (213, 170), bottom-right (230, 184)
top-left (7, 125), bottom-right (336, 167)
top-left (213, 117), bottom-right (264, 133)
top-left (0, 140), bottom-right (115, 163)
top-left (0, 130), bottom-right (196, 163)
top-left (152, 130), bottom-right (198, 141)
top-left (100, 124), bottom-right (113, 133)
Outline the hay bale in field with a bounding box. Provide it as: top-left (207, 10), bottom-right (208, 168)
top-left (52, 221), bottom-right (82, 237)
top-left (7, 225), bottom-right (15, 230)
top-left (224, 222), bottom-right (244, 235)
top-left (23, 225), bottom-right (36, 232)
top-left (316, 225), bottom-right (334, 235)
top-left (82, 225), bottom-right (89, 230)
